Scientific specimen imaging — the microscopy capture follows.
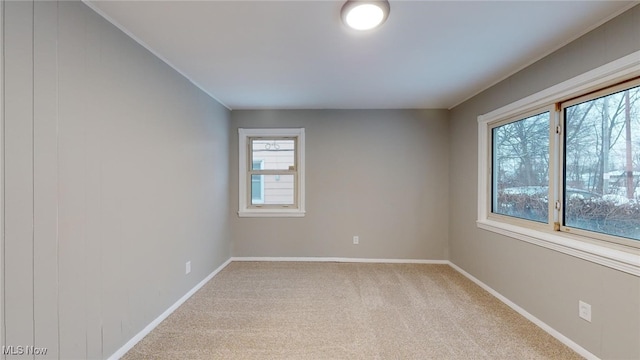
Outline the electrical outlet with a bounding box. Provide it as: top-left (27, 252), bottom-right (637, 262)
top-left (186, 261), bottom-right (191, 275)
top-left (579, 300), bottom-right (591, 322)
top-left (353, 236), bottom-right (359, 245)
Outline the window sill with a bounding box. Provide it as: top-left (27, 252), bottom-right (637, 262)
top-left (477, 219), bottom-right (640, 277)
top-left (238, 210), bottom-right (306, 218)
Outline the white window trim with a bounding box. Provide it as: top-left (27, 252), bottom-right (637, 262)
top-left (238, 128), bottom-right (305, 218)
top-left (477, 50), bottom-right (640, 277)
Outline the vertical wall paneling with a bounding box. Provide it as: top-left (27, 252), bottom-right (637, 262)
top-left (95, 13), bottom-right (126, 355)
top-left (33, 1), bottom-right (59, 358)
top-left (1, 1), bottom-right (231, 358)
top-left (83, 8), bottom-right (104, 359)
top-left (57, 2), bottom-right (88, 358)
top-left (1, 0), bottom-right (5, 357)
top-left (3, 2), bottom-right (35, 359)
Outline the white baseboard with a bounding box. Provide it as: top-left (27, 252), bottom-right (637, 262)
top-left (447, 262), bottom-right (599, 360)
top-left (107, 257), bottom-right (233, 360)
top-left (231, 256), bottom-right (449, 264)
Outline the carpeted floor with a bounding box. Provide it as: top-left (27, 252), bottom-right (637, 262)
top-left (122, 262), bottom-right (583, 359)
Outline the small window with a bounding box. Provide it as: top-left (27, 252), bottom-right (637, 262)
top-left (238, 128), bottom-right (305, 217)
top-left (249, 139), bottom-right (295, 206)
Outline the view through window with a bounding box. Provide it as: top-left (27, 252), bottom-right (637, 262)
top-left (492, 112), bottom-right (550, 223)
top-left (563, 84), bottom-right (640, 240)
top-left (249, 138), bottom-right (296, 206)
top-left (488, 80), bottom-right (639, 243)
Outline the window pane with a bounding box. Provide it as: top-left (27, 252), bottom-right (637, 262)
top-left (492, 112), bottom-right (550, 222)
top-left (564, 85), bottom-right (640, 240)
top-left (251, 139), bottom-right (295, 170)
top-left (251, 174), bottom-right (295, 205)
top-left (251, 174), bottom-right (263, 203)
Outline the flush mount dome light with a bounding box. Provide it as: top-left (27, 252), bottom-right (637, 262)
top-left (341, 0), bottom-right (390, 31)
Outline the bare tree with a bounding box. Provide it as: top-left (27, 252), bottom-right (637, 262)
top-left (578, 91), bottom-right (638, 195)
top-left (624, 90), bottom-right (634, 199)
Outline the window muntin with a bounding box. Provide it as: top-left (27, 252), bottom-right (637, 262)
top-left (562, 81), bottom-right (640, 241)
top-left (238, 128), bottom-right (305, 217)
top-left (491, 111), bottom-right (550, 223)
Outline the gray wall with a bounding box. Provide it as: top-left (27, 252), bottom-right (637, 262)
top-left (3, 1), bottom-right (639, 359)
top-left (2, 2), bottom-right (231, 359)
top-left (449, 5), bottom-right (640, 360)
top-left (230, 110), bottom-right (450, 260)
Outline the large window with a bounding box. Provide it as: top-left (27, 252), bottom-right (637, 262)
top-left (477, 50), bottom-right (640, 276)
top-left (486, 80), bottom-right (639, 244)
top-left (238, 128), bottom-right (305, 217)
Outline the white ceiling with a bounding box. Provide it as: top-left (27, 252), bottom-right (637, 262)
top-left (87, 1), bottom-right (637, 110)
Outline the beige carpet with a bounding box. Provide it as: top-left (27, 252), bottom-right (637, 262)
top-left (122, 262), bottom-right (583, 359)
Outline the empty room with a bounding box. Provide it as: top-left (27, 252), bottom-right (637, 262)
top-left (1, 1), bottom-right (639, 359)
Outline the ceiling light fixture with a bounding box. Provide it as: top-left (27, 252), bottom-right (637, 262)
top-left (341, 0), bottom-right (390, 31)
